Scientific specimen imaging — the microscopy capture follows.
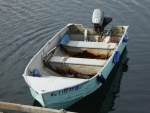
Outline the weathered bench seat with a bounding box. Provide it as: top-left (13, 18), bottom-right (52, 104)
top-left (64, 41), bottom-right (117, 49)
top-left (63, 41), bottom-right (117, 58)
top-left (49, 56), bottom-right (107, 76)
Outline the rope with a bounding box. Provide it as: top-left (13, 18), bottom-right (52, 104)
top-left (106, 44), bottom-right (111, 59)
top-left (62, 56), bottom-right (69, 76)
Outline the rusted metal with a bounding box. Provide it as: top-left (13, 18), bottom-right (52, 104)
top-left (69, 49), bottom-right (112, 59)
top-left (99, 39), bottom-right (119, 43)
top-left (86, 49), bottom-right (111, 59)
top-left (49, 56), bottom-right (106, 77)
top-left (55, 67), bottom-right (96, 76)
top-left (54, 65), bottom-right (98, 76)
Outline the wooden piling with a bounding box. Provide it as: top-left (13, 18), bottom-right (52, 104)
top-left (0, 101), bottom-right (77, 113)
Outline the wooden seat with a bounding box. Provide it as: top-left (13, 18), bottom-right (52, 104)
top-left (62, 41), bottom-right (116, 58)
top-left (48, 56), bottom-right (107, 76)
top-left (49, 56), bottom-right (107, 66)
top-left (64, 41), bottom-right (117, 49)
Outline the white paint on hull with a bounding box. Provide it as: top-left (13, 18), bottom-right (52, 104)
top-left (23, 24), bottom-right (129, 109)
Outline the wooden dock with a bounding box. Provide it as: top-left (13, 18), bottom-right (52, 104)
top-left (0, 101), bottom-right (77, 113)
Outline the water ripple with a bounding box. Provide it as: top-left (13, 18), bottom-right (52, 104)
top-left (0, 0), bottom-right (150, 112)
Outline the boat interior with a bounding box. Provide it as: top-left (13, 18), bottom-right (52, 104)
top-left (35, 25), bottom-right (126, 79)
top-left (25, 24), bottom-right (127, 93)
top-left (25, 9), bottom-right (128, 93)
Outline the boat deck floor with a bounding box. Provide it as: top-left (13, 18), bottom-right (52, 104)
top-left (27, 76), bottom-right (88, 93)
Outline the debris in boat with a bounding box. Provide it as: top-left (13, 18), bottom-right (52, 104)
top-left (33, 68), bottom-right (41, 77)
top-left (66, 74), bottom-right (91, 79)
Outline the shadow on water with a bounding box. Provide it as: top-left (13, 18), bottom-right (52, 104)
top-left (33, 47), bottom-right (129, 113)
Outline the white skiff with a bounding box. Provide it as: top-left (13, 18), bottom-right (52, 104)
top-left (23, 9), bottom-right (129, 109)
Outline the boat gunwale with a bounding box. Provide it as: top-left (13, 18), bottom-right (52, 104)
top-left (40, 25), bottom-right (129, 94)
top-left (22, 24), bottom-right (72, 88)
top-left (23, 25), bottom-right (129, 94)
top-left (91, 26), bottom-right (129, 80)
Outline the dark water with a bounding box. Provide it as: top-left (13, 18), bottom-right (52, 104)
top-left (0, 0), bottom-right (150, 113)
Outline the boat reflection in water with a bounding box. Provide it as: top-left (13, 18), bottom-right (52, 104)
top-left (67, 47), bottom-right (129, 113)
top-left (33, 47), bottom-right (129, 113)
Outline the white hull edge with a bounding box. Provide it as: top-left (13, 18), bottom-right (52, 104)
top-left (23, 24), bottom-right (129, 109)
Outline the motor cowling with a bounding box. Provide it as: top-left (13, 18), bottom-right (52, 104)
top-left (92, 9), bottom-right (112, 33)
top-left (92, 9), bottom-right (104, 33)
top-left (92, 9), bottom-right (104, 26)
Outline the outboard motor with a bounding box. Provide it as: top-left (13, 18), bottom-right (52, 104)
top-left (92, 9), bottom-right (112, 33)
top-left (92, 9), bottom-right (104, 33)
